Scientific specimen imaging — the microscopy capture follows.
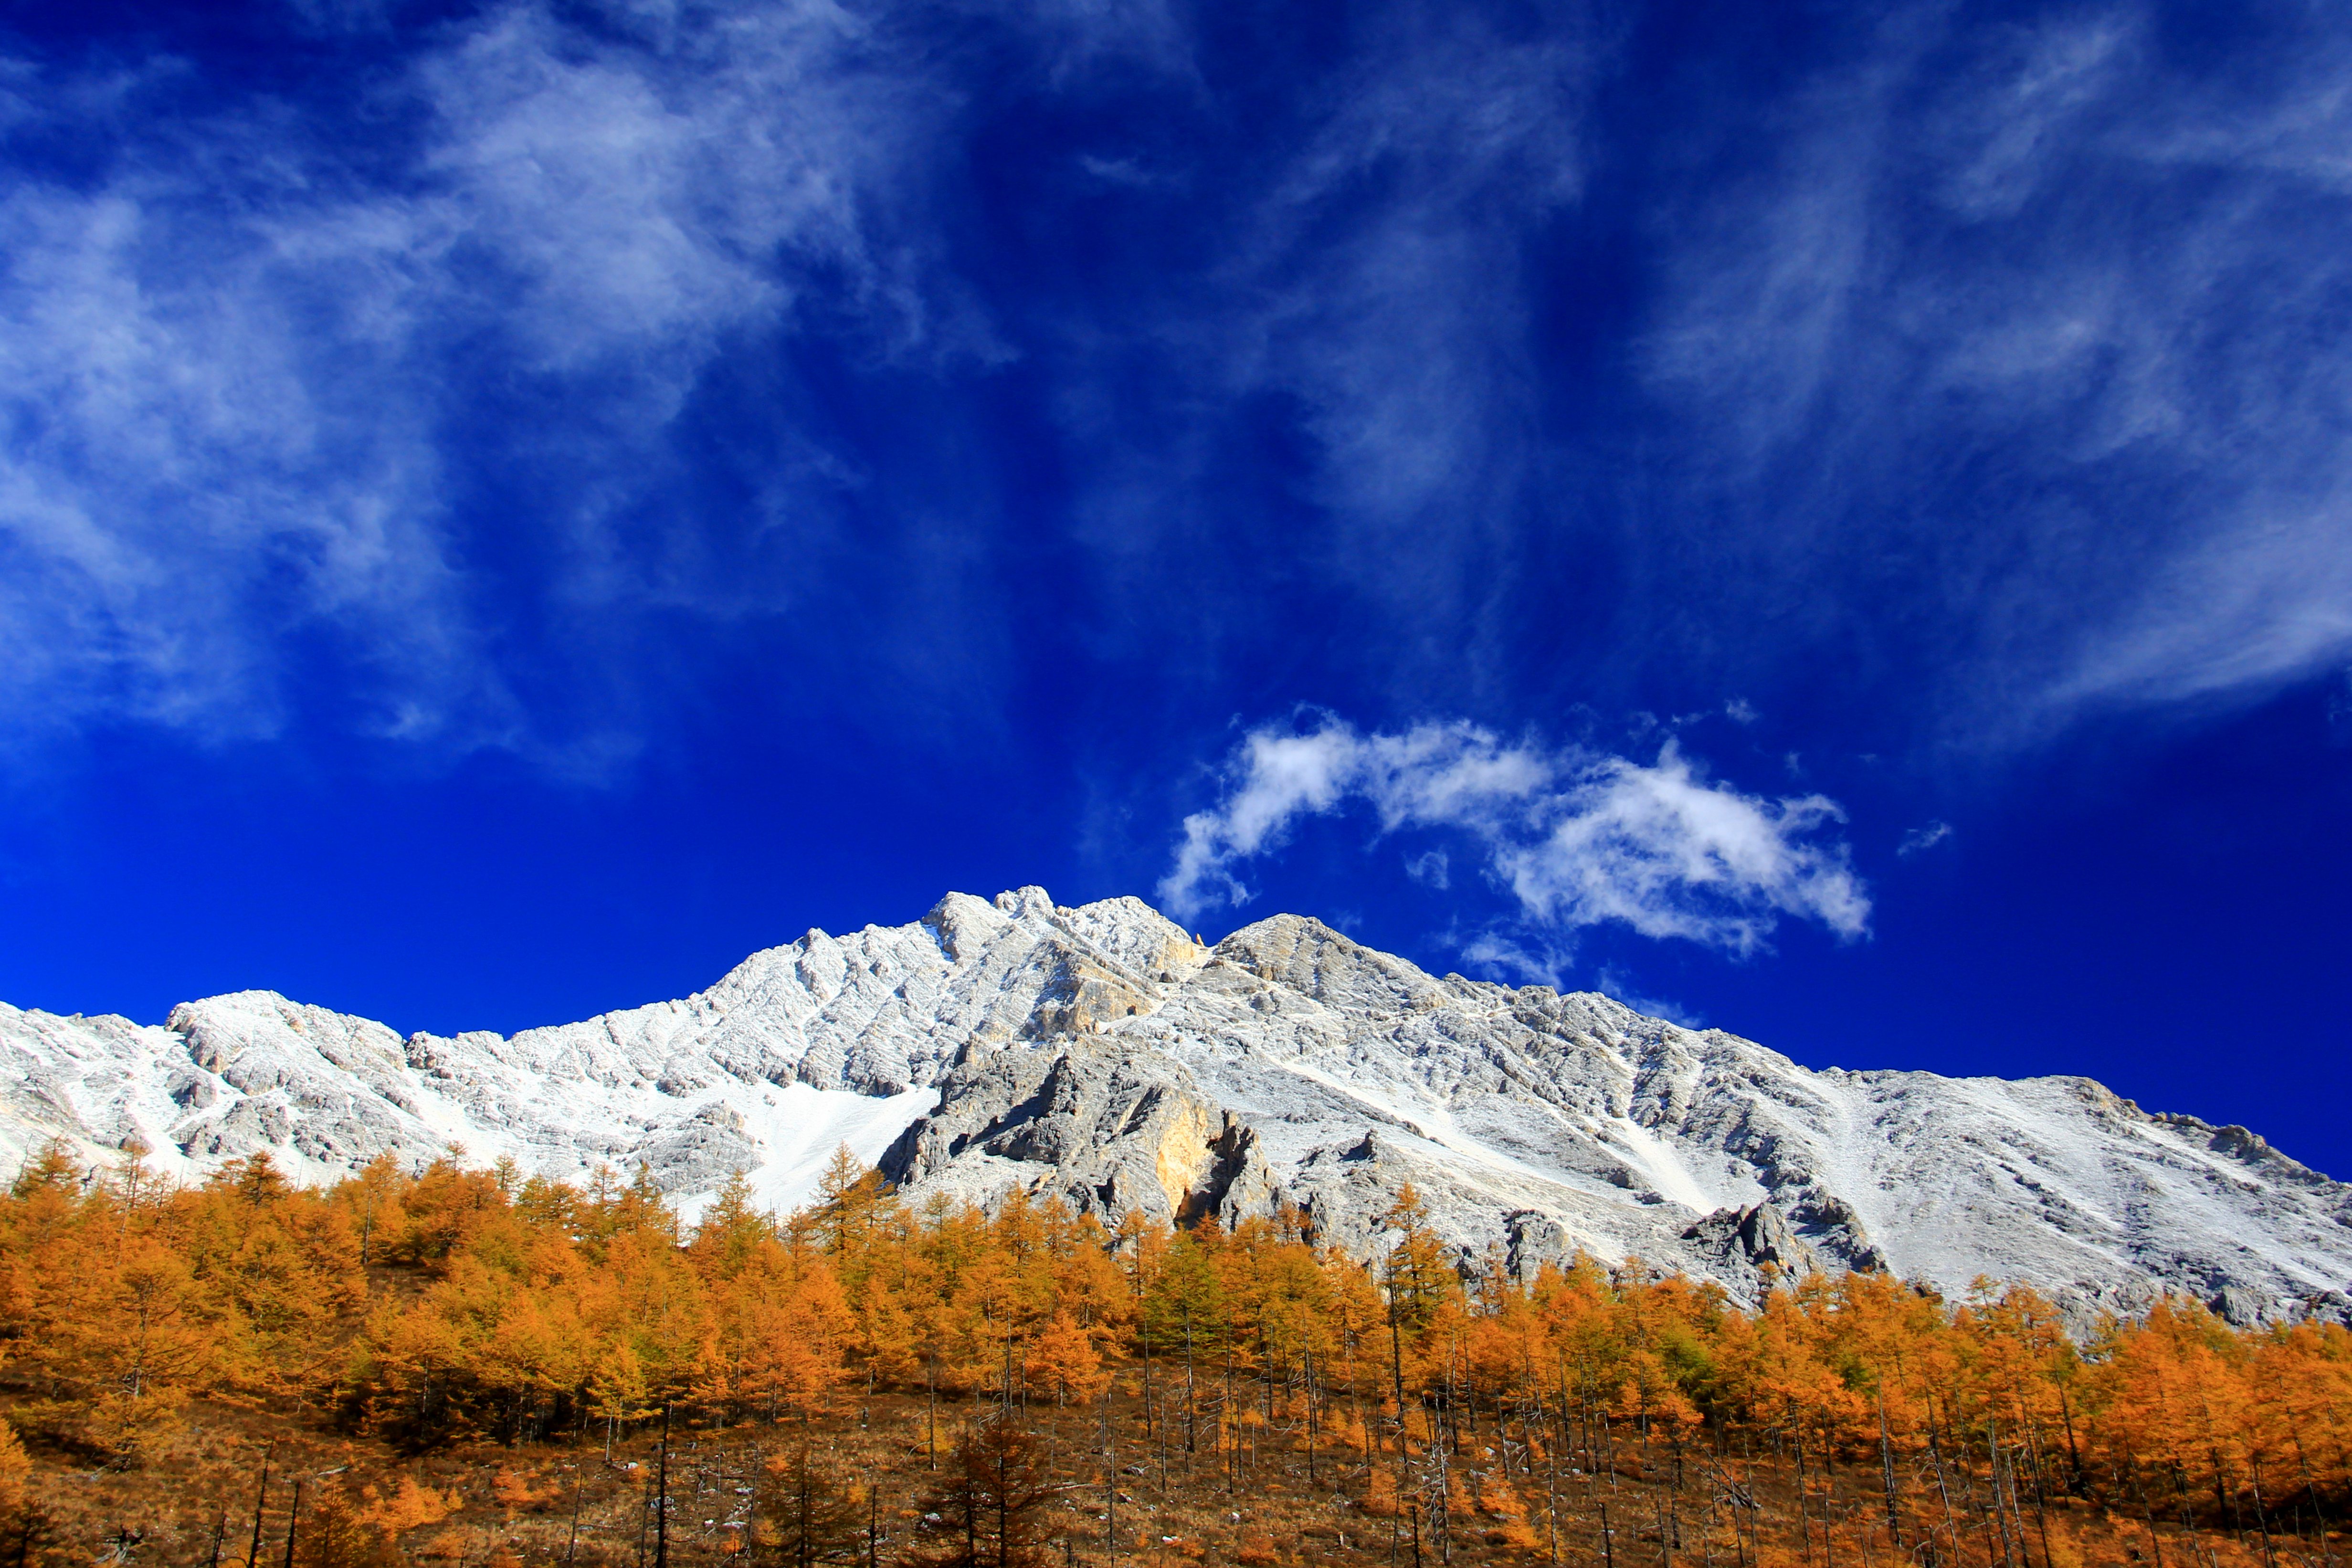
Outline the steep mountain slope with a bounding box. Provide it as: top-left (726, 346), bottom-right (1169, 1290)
top-left (5, 886), bottom-right (2347, 1326)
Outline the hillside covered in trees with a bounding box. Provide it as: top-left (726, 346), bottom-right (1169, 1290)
top-left (2, 1142), bottom-right (2347, 1568)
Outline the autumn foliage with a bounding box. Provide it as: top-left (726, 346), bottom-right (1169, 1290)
top-left (4, 1137), bottom-right (2351, 1568)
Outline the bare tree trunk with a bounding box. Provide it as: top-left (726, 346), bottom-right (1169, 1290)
top-left (1796, 1432), bottom-right (1814, 1568)
top-left (1306, 1344), bottom-right (1318, 1486)
top-left (279, 1479), bottom-right (303, 1568)
top-left (1103, 1379), bottom-right (1118, 1561)
top-left (1878, 1394), bottom-right (1902, 1551)
top-left (1183, 1309), bottom-right (1197, 1464)
top-left (655, 1404), bottom-right (672, 1568)
top-left (243, 1448), bottom-right (275, 1568)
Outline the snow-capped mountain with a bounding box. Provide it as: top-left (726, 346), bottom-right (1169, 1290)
top-left (5, 887), bottom-right (2347, 1327)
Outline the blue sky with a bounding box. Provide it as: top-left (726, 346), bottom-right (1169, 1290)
top-left (5, 0), bottom-right (2351, 1172)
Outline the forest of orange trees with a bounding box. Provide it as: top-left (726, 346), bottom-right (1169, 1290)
top-left (2, 1141), bottom-right (2348, 1568)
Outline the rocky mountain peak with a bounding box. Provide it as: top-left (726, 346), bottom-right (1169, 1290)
top-left (6, 885), bottom-right (2350, 1331)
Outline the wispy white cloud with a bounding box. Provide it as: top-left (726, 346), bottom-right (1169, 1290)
top-left (1458, 928), bottom-right (1571, 988)
top-left (1057, 7), bottom-right (1601, 669)
top-left (0, 0), bottom-right (976, 753)
top-left (12, 0), bottom-right (2344, 789)
top-left (1159, 716), bottom-right (1869, 956)
top-left (1638, 3), bottom-right (2352, 733)
top-left (0, 156), bottom-right (463, 741)
top-left (1403, 849), bottom-right (1450, 889)
top-left (1062, 0), bottom-right (2352, 757)
top-left (1591, 966), bottom-right (1706, 1029)
top-left (1896, 820), bottom-right (1954, 858)
top-left (1242, 18), bottom-right (1591, 551)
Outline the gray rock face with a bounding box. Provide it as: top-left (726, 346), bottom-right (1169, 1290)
top-left (876, 1036), bottom-right (1265, 1227)
top-left (1682, 1201), bottom-right (1819, 1294)
top-left (6, 886), bottom-right (2350, 1325)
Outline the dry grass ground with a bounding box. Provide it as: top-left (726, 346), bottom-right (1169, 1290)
top-left (6, 1382), bottom-right (2332, 1568)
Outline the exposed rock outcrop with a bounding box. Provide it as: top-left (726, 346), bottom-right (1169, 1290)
top-left (1683, 1201), bottom-right (1818, 1287)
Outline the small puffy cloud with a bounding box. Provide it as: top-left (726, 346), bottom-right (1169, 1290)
top-left (1159, 715), bottom-right (1869, 957)
top-left (1896, 820), bottom-right (1955, 858)
top-left (1488, 747), bottom-right (1868, 953)
top-left (1404, 849), bottom-right (1450, 890)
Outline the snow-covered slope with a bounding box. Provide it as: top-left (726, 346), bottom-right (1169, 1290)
top-left (5, 886), bottom-right (2347, 1327)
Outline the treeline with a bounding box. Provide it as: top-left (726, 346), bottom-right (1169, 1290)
top-left (4, 1139), bottom-right (2351, 1556)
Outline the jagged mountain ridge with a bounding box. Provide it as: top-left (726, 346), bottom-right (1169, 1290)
top-left (4, 886), bottom-right (2347, 1328)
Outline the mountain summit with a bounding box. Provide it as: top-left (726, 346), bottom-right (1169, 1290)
top-left (5, 887), bottom-right (2345, 1326)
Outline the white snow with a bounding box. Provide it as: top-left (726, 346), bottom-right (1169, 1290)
top-left (710, 1084), bottom-right (938, 1226)
top-left (1606, 1117), bottom-right (1719, 1215)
